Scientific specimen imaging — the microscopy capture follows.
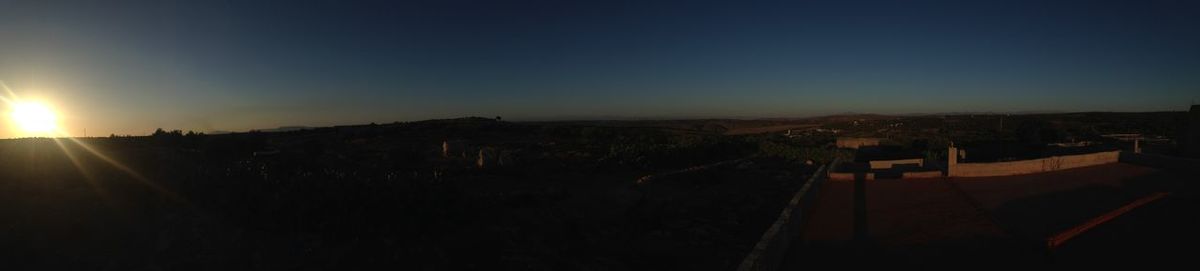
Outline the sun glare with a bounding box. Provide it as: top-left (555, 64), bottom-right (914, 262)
top-left (10, 101), bottom-right (59, 134)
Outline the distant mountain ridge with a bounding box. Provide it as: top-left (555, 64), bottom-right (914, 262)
top-left (207, 110), bottom-right (1185, 135)
top-left (205, 126), bottom-right (311, 135)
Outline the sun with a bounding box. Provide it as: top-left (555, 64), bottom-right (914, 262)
top-left (9, 101), bottom-right (59, 134)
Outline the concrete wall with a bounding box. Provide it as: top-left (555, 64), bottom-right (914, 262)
top-left (737, 164), bottom-right (830, 271)
top-left (948, 151), bottom-right (1119, 177)
top-left (868, 158), bottom-right (923, 169)
top-left (901, 171), bottom-right (943, 179)
top-left (836, 137), bottom-right (881, 149)
top-left (828, 172), bottom-right (873, 181)
top-left (1186, 105), bottom-right (1200, 158)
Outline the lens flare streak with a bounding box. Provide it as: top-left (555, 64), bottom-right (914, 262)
top-left (2, 80), bottom-right (186, 204)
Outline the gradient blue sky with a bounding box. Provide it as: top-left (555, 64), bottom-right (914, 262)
top-left (1, 0), bottom-right (1198, 137)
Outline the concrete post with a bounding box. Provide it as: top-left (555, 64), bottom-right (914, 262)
top-left (1188, 105), bottom-right (1200, 157)
top-left (947, 142), bottom-right (957, 177)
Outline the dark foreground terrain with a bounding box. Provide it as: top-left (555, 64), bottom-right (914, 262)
top-left (1, 111), bottom-right (1191, 269)
top-left (1, 118), bottom-right (820, 270)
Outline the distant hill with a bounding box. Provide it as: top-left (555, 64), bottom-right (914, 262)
top-left (197, 111), bottom-right (1186, 137)
top-left (206, 126), bottom-right (311, 135)
top-left (256, 126), bottom-right (311, 132)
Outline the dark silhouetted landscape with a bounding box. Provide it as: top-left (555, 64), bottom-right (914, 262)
top-left (3, 0), bottom-right (1199, 269)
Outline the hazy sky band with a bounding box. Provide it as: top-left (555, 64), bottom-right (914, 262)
top-left (1, 0), bottom-right (1197, 137)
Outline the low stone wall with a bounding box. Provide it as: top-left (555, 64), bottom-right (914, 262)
top-left (737, 163), bottom-right (830, 271)
top-left (836, 137), bottom-right (881, 149)
top-left (869, 158), bottom-right (923, 169)
top-left (949, 151), bottom-right (1119, 177)
top-left (901, 171), bottom-right (943, 179)
top-left (828, 172), bottom-right (873, 181)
